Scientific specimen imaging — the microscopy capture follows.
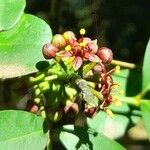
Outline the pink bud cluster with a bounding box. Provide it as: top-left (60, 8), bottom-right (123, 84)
top-left (42, 31), bottom-right (113, 70)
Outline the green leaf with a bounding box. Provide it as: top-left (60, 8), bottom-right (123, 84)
top-left (0, 110), bottom-right (49, 150)
top-left (140, 100), bottom-right (150, 140)
top-left (112, 68), bottom-right (142, 97)
top-left (87, 111), bottom-right (129, 139)
top-left (59, 125), bottom-right (126, 150)
top-left (0, 14), bottom-right (52, 79)
top-left (108, 101), bottom-right (130, 114)
top-left (0, 0), bottom-right (25, 31)
top-left (143, 39), bottom-right (150, 91)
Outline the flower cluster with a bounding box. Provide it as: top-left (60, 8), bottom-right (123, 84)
top-left (42, 29), bottom-right (101, 70)
top-left (29, 29), bottom-right (120, 121)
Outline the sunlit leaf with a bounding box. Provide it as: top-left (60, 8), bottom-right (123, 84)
top-left (0, 110), bottom-right (49, 150)
top-left (143, 39), bottom-right (150, 91)
top-left (59, 125), bottom-right (126, 150)
top-left (140, 100), bottom-right (150, 140)
top-left (0, 0), bottom-right (25, 31)
top-left (0, 14), bottom-right (52, 79)
top-left (87, 111), bottom-right (129, 139)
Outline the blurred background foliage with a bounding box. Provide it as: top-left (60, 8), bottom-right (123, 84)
top-left (25, 0), bottom-right (150, 65)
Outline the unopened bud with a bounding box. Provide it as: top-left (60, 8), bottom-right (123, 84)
top-left (52, 34), bottom-right (66, 48)
top-left (64, 102), bottom-right (79, 118)
top-left (42, 43), bottom-right (58, 59)
top-left (97, 47), bottom-right (113, 64)
top-left (30, 105), bottom-right (39, 113)
top-left (40, 110), bottom-right (46, 118)
top-left (84, 105), bottom-right (96, 118)
top-left (93, 64), bottom-right (103, 74)
top-left (48, 109), bottom-right (63, 122)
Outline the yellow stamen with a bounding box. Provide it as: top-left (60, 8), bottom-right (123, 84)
top-left (114, 100), bottom-right (122, 106)
top-left (80, 28), bottom-right (86, 35)
top-left (65, 45), bottom-right (72, 51)
top-left (79, 42), bottom-right (86, 47)
top-left (117, 83), bottom-right (122, 86)
top-left (112, 95), bottom-right (119, 100)
top-left (115, 65), bottom-right (121, 74)
top-left (104, 108), bottom-right (114, 118)
top-left (119, 90), bottom-right (124, 95)
top-left (112, 84), bottom-right (119, 89)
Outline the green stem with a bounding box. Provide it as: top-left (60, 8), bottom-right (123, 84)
top-left (111, 59), bottom-right (140, 70)
top-left (120, 97), bottom-right (140, 107)
top-left (120, 96), bottom-right (149, 107)
top-left (112, 109), bottom-right (142, 117)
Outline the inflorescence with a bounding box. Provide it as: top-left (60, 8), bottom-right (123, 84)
top-left (28, 29), bottom-right (121, 121)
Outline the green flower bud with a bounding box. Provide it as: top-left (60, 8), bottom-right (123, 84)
top-left (48, 109), bottom-right (63, 122)
top-left (65, 86), bottom-right (77, 99)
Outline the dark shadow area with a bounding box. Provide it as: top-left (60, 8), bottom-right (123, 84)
top-left (55, 125), bottom-right (97, 150)
top-left (36, 61), bottom-right (50, 71)
top-left (126, 69), bottom-right (142, 96)
top-left (25, 0), bottom-right (150, 65)
top-left (74, 125), bottom-right (96, 150)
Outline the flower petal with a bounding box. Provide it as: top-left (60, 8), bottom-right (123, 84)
top-left (83, 52), bottom-right (90, 59)
top-left (73, 56), bottom-right (83, 70)
top-left (88, 54), bottom-right (101, 62)
top-left (88, 39), bottom-right (98, 53)
top-left (56, 50), bottom-right (72, 57)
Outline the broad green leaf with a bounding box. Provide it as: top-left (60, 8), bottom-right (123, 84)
top-left (0, 0), bottom-right (25, 31)
top-left (87, 111), bottom-right (129, 139)
top-left (0, 110), bottom-right (49, 150)
top-left (112, 69), bottom-right (129, 97)
top-left (112, 68), bottom-right (142, 97)
top-left (0, 14), bottom-right (52, 79)
top-left (59, 125), bottom-right (126, 150)
top-left (140, 100), bottom-right (150, 140)
top-left (108, 102), bottom-right (130, 114)
top-left (143, 39), bottom-right (150, 91)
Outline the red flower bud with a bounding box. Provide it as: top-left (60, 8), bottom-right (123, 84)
top-left (30, 105), bottom-right (39, 113)
top-left (97, 47), bottom-right (113, 64)
top-left (42, 43), bottom-right (58, 59)
top-left (93, 64), bottom-right (103, 74)
top-left (52, 34), bottom-right (66, 48)
top-left (84, 105), bottom-right (96, 118)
